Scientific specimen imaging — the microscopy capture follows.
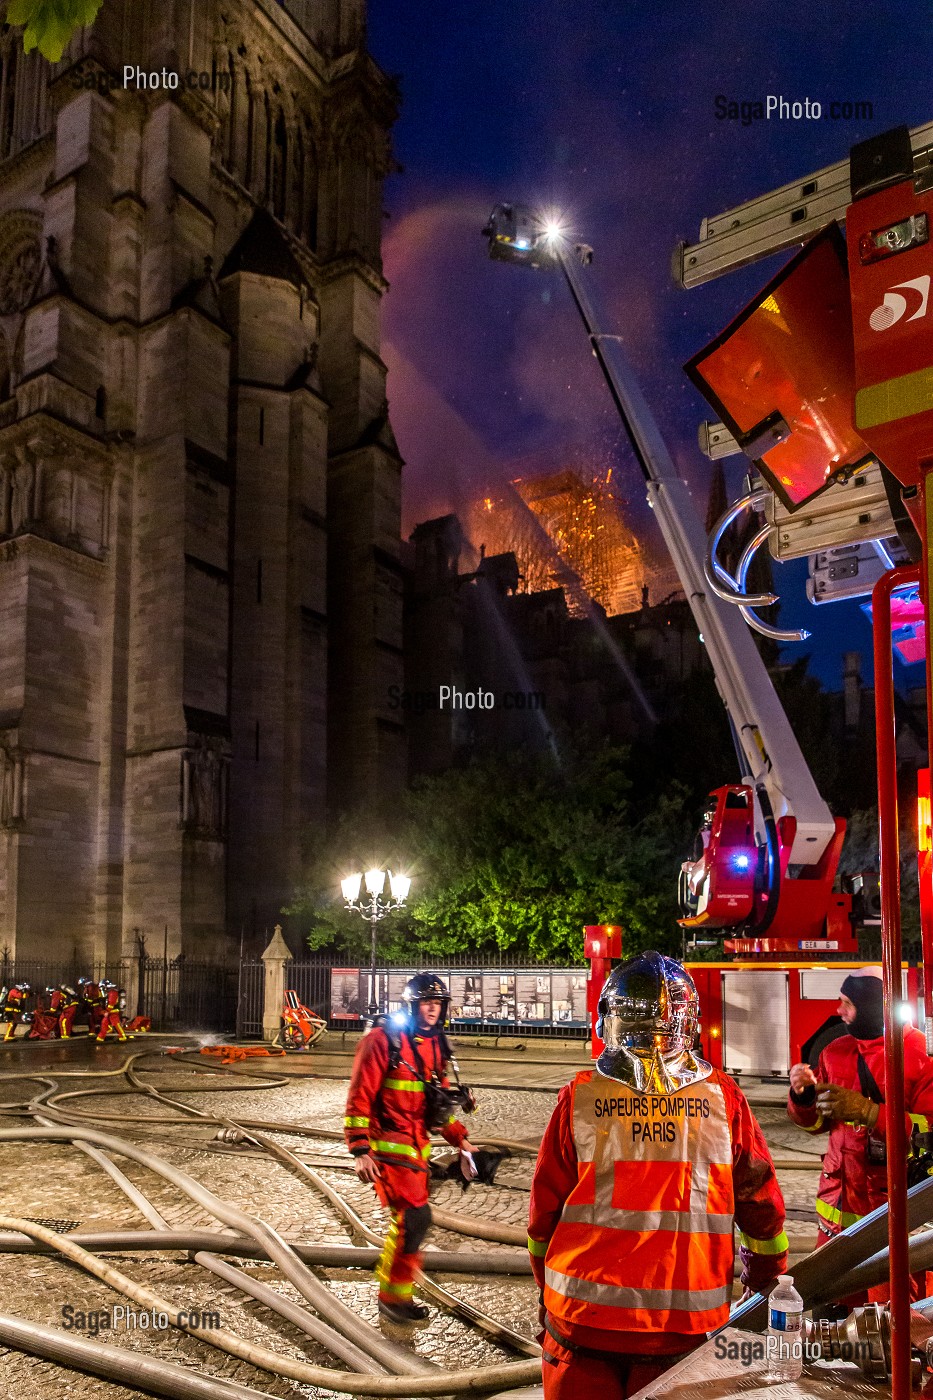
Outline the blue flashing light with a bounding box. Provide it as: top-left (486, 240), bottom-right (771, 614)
top-left (732, 854), bottom-right (751, 870)
top-left (390, 1010), bottom-right (408, 1027)
top-left (515, 238), bottom-right (529, 249)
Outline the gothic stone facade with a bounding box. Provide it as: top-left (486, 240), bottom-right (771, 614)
top-left (0, 0), bottom-right (405, 960)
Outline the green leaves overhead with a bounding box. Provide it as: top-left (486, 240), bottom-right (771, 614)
top-left (6, 0), bottom-right (103, 63)
top-left (289, 745), bottom-right (695, 964)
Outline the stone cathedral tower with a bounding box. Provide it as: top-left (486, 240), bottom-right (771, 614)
top-left (0, 0), bottom-right (405, 960)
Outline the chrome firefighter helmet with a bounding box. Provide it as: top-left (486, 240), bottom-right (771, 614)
top-left (596, 951), bottom-right (710, 1093)
top-left (401, 972), bottom-right (450, 1025)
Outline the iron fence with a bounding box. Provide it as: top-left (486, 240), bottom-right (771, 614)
top-left (236, 954), bottom-right (590, 1042)
top-left (236, 959), bottom-right (265, 1039)
top-left (0, 955), bottom-right (132, 997)
top-left (138, 958), bottom-right (239, 1034)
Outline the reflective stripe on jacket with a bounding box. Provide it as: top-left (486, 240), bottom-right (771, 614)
top-left (343, 1024), bottom-right (468, 1166)
top-left (530, 1067), bottom-right (787, 1342)
top-left (787, 1025), bottom-right (933, 1231)
top-left (541, 1070), bottom-right (734, 1334)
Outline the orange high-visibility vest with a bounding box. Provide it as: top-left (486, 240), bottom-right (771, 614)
top-left (542, 1069), bottom-right (735, 1335)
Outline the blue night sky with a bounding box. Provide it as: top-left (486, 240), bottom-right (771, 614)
top-left (366, 1), bottom-right (931, 692)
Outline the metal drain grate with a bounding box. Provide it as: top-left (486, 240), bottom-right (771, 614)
top-left (22, 1218), bottom-right (80, 1233)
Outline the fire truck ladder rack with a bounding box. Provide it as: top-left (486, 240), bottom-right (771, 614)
top-left (673, 118), bottom-right (933, 289)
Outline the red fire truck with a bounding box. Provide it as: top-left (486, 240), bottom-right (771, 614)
top-left (687, 960), bottom-right (922, 1078)
top-left (488, 122), bottom-right (933, 1393)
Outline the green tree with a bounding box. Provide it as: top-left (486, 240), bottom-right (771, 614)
top-left (6, 0), bottom-right (102, 63)
top-left (287, 745), bottom-right (697, 963)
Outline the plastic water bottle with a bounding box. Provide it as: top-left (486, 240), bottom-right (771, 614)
top-left (767, 1274), bottom-right (804, 1381)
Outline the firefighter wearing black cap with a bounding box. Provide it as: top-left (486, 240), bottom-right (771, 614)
top-left (343, 973), bottom-right (477, 1325)
top-left (788, 965), bottom-right (933, 1301)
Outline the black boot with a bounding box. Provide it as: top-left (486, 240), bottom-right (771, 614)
top-left (378, 1298), bottom-right (431, 1327)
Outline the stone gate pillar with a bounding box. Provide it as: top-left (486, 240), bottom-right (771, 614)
top-left (261, 924), bottom-right (292, 1042)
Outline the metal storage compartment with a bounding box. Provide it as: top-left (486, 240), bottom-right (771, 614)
top-left (800, 967), bottom-right (908, 999)
top-left (721, 970), bottom-right (789, 1076)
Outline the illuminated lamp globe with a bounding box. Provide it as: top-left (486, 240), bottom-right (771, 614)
top-left (341, 873), bottom-right (362, 902)
top-left (389, 873), bottom-right (411, 902)
top-left (364, 868), bottom-right (386, 897)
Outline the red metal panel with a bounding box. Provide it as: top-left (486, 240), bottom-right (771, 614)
top-left (584, 924), bottom-right (622, 1060)
top-left (848, 177), bottom-right (933, 491)
top-left (685, 964), bottom-right (723, 1070)
top-left (872, 561), bottom-right (918, 1400)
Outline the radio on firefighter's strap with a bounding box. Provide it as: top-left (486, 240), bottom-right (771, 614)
top-left (395, 1033), bottom-right (477, 1130)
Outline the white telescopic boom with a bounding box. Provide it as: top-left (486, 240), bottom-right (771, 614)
top-left (554, 241), bottom-right (834, 864)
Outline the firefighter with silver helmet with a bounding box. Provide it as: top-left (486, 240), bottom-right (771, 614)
top-left (343, 972), bottom-right (477, 1326)
top-left (528, 951), bottom-right (788, 1398)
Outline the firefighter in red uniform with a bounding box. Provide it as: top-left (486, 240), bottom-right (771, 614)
top-left (529, 952), bottom-right (788, 1399)
top-left (79, 978), bottom-right (104, 1038)
top-left (2, 982), bottom-right (31, 1041)
top-left (28, 988), bottom-right (60, 1039)
top-left (52, 984), bottom-right (79, 1039)
top-left (95, 981), bottom-right (129, 1044)
top-left (344, 973), bottom-right (476, 1326)
top-left (788, 965), bottom-right (933, 1302)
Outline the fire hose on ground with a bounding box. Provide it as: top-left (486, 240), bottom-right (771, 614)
top-left (0, 1126), bottom-right (544, 1395)
top-left (1, 1065), bottom-right (548, 1371)
top-left (0, 1052), bottom-right (922, 1396)
top-left (0, 1311), bottom-right (283, 1400)
top-left (3, 1061), bottom-right (540, 1255)
top-left (34, 1120), bottom-right (391, 1376)
top-left (116, 1058), bottom-right (541, 1357)
top-left (0, 1227), bottom-right (531, 1272)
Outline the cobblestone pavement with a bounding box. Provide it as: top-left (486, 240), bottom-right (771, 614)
top-left (0, 1037), bottom-right (828, 1398)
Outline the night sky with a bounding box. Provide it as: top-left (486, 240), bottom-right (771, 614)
top-left (366, 1), bottom-right (932, 691)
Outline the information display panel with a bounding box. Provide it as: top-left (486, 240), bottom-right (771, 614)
top-left (482, 972), bottom-right (516, 1022)
top-left (551, 970), bottom-right (588, 1025)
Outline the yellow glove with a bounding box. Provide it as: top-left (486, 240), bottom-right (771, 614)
top-left (816, 1082), bottom-right (880, 1128)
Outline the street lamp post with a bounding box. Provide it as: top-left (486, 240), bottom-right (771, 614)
top-left (341, 868), bottom-right (411, 1018)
